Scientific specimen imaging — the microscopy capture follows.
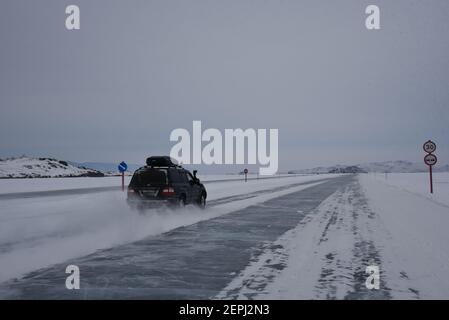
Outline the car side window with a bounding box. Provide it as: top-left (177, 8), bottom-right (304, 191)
top-left (186, 172), bottom-right (195, 183)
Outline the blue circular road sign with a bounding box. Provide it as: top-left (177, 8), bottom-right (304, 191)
top-left (118, 161), bottom-right (128, 173)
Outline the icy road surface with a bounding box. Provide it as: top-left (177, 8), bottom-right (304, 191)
top-left (0, 174), bottom-right (336, 284)
top-left (0, 175), bottom-right (348, 299)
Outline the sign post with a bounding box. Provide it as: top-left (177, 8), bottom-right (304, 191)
top-left (118, 161), bottom-right (128, 191)
top-left (423, 140), bottom-right (437, 194)
top-left (244, 168), bottom-right (248, 182)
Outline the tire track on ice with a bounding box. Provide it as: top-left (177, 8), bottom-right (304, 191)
top-left (217, 177), bottom-right (412, 299)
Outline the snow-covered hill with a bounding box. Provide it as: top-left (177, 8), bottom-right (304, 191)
top-left (0, 157), bottom-right (104, 178)
top-left (289, 165), bottom-right (365, 174)
top-left (289, 160), bottom-right (449, 174)
top-left (289, 164), bottom-right (368, 174)
top-left (69, 162), bottom-right (141, 174)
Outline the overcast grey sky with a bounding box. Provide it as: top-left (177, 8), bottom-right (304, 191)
top-left (1, 0), bottom-right (448, 171)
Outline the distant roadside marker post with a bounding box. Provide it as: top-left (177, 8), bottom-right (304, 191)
top-left (423, 140), bottom-right (437, 194)
top-left (244, 168), bottom-right (248, 182)
top-left (118, 161), bottom-right (128, 191)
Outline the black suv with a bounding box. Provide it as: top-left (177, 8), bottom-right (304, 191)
top-left (127, 156), bottom-right (207, 210)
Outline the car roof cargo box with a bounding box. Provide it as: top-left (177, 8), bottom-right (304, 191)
top-left (146, 156), bottom-right (179, 167)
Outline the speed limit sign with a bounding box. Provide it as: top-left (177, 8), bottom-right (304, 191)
top-left (423, 140), bottom-right (437, 194)
top-left (423, 140), bottom-right (436, 154)
top-left (424, 154), bottom-right (437, 166)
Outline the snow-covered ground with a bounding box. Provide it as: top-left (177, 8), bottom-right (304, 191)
top-left (359, 174), bottom-right (449, 299)
top-left (5, 171), bottom-right (447, 299)
top-left (218, 173), bottom-right (449, 299)
top-left (0, 174), bottom-right (337, 284)
top-left (0, 176), bottom-right (132, 194)
top-left (367, 172), bottom-right (449, 207)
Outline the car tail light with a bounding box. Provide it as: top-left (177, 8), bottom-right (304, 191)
top-left (161, 187), bottom-right (175, 196)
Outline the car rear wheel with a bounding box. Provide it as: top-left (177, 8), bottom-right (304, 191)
top-left (197, 193), bottom-right (206, 209)
top-left (178, 196), bottom-right (186, 208)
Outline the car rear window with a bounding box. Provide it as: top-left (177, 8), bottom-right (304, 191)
top-left (130, 168), bottom-right (168, 187)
